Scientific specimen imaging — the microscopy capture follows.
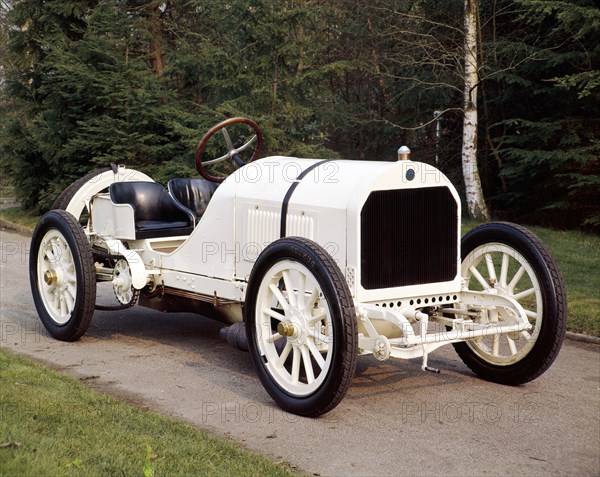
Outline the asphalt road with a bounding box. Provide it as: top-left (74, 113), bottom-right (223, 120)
top-left (1, 227), bottom-right (599, 477)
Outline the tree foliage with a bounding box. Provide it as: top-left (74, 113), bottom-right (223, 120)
top-left (0, 0), bottom-right (598, 232)
top-left (480, 0), bottom-right (600, 230)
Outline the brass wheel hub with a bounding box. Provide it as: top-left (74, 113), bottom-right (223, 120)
top-left (277, 322), bottom-right (295, 337)
top-left (44, 269), bottom-right (58, 286)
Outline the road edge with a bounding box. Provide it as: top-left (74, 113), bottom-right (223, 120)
top-left (0, 217), bottom-right (34, 237)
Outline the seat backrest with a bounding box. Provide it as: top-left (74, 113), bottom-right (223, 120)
top-left (168, 178), bottom-right (218, 222)
top-left (109, 181), bottom-right (194, 225)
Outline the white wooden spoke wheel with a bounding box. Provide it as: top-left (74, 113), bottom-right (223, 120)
top-left (461, 243), bottom-right (543, 365)
top-left (30, 210), bottom-right (96, 341)
top-left (454, 223), bottom-right (566, 385)
top-left (245, 237), bottom-right (357, 417)
top-left (255, 260), bottom-right (334, 396)
top-left (37, 229), bottom-right (78, 325)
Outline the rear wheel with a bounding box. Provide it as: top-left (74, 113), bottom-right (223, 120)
top-left (30, 210), bottom-right (96, 341)
top-left (453, 222), bottom-right (566, 384)
top-left (51, 167), bottom-right (112, 214)
top-left (245, 237), bottom-right (357, 417)
top-left (51, 167), bottom-right (152, 225)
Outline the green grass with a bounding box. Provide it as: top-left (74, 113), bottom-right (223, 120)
top-left (523, 225), bottom-right (600, 336)
top-left (463, 220), bottom-right (600, 336)
top-left (0, 206), bottom-right (40, 230)
top-left (0, 348), bottom-right (295, 477)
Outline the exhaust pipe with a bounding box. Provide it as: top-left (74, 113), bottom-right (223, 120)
top-left (219, 322), bottom-right (249, 351)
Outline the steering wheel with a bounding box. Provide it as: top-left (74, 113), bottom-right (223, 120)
top-left (195, 117), bottom-right (263, 183)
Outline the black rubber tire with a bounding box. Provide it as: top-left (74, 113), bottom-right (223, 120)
top-left (244, 237), bottom-right (358, 417)
top-left (51, 167), bottom-right (112, 214)
top-left (453, 222), bottom-right (567, 385)
top-left (30, 210), bottom-right (96, 341)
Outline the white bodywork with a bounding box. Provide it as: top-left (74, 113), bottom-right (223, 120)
top-left (87, 158), bottom-right (532, 367)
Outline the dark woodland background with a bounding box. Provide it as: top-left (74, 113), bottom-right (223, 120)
top-left (0, 0), bottom-right (598, 232)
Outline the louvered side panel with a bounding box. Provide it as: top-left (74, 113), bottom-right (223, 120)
top-left (286, 214), bottom-right (314, 240)
top-left (245, 209), bottom-right (315, 262)
top-left (246, 209), bottom-right (279, 249)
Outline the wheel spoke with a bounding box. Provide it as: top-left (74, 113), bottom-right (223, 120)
top-left (485, 253), bottom-right (497, 283)
top-left (269, 284), bottom-right (289, 310)
top-left (492, 333), bottom-right (500, 357)
top-left (281, 271), bottom-right (297, 307)
top-left (508, 265), bottom-right (525, 293)
top-left (267, 332), bottom-right (283, 344)
top-left (507, 336), bottom-right (518, 355)
top-left (500, 253), bottom-right (509, 287)
top-left (524, 309), bottom-right (538, 319)
top-left (291, 346), bottom-right (301, 384)
top-left (301, 346), bottom-right (315, 384)
top-left (63, 291), bottom-right (74, 312)
top-left (513, 287), bottom-right (535, 301)
top-left (65, 284), bottom-right (77, 300)
top-left (469, 265), bottom-right (490, 290)
top-left (264, 308), bottom-right (285, 321)
top-left (297, 272), bottom-right (306, 309)
top-left (45, 248), bottom-right (56, 262)
top-left (306, 338), bottom-right (326, 368)
top-left (50, 242), bottom-right (60, 262)
top-left (305, 287), bottom-right (319, 310)
top-left (314, 332), bottom-right (332, 346)
top-left (521, 330), bottom-right (532, 341)
top-left (307, 310), bottom-right (327, 327)
top-left (58, 240), bottom-right (69, 261)
top-left (276, 342), bottom-right (292, 367)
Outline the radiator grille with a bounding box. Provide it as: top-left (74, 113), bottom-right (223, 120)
top-left (360, 187), bottom-right (458, 289)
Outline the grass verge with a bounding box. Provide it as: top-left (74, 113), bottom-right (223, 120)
top-left (0, 348), bottom-right (295, 477)
top-left (0, 206), bottom-right (40, 230)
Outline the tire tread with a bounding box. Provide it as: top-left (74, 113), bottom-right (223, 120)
top-left (30, 210), bottom-right (96, 341)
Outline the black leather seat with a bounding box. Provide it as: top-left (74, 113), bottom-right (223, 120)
top-left (109, 181), bottom-right (195, 239)
top-left (168, 178), bottom-right (218, 224)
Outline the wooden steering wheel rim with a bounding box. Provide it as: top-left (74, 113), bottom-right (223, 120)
top-left (195, 117), bottom-right (263, 183)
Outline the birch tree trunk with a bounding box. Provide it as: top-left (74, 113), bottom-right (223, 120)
top-left (462, 0), bottom-right (490, 221)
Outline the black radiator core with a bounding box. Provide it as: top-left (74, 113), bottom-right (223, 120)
top-left (360, 187), bottom-right (458, 289)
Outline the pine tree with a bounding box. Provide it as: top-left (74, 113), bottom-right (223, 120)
top-left (481, 0), bottom-right (600, 231)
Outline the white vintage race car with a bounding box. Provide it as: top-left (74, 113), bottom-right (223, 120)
top-left (30, 117), bottom-right (566, 416)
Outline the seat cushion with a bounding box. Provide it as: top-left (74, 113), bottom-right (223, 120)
top-left (109, 181), bottom-right (195, 239)
top-left (168, 178), bottom-right (218, 223)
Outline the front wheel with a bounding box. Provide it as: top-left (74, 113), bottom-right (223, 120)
top-left (30, 210), bottom-right (96, 341)
top-left (245, 237), bottom-right (357, 417)
top-left (453, 222), bottom-right (567, 384)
